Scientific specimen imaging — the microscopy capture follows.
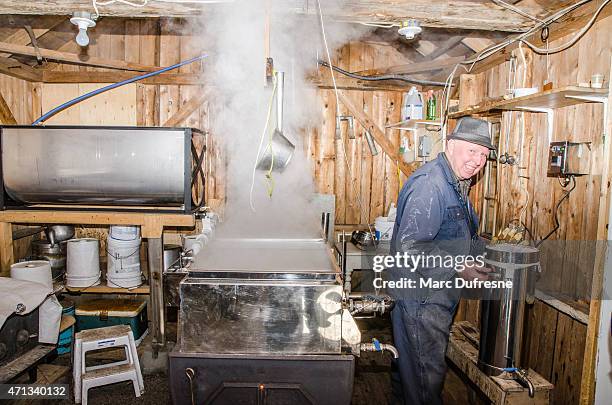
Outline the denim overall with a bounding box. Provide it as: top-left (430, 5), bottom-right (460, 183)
top-left (388, 152), bottom-right (480, 405)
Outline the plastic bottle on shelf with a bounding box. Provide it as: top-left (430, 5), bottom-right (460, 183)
top-left (426, 90), bottom-right (437, 120)
top-left (401, 87), bottom-right (423, 121)
top-left (399, 136), bottom-right (415, 163)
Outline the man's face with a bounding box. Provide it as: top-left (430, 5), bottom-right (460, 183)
top-left (446, 139), bottom-right (489, 180)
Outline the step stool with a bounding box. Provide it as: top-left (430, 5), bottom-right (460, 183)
top-left (73, 324), bottom-right (144, 405)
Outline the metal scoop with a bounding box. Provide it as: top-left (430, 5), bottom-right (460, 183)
top-left (256, 71), bottom-right (295, 172)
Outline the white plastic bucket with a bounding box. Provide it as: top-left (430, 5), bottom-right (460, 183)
top-left (66, 238), bottom-right (100, 287)
top-left (107, 232), bottom-right (142, 288)
top-left (375, 216), bottom-right (395, 241)
top-left (109, 225), bottom-right (140, 241)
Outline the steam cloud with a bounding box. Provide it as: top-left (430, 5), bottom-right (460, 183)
top-left (200, 0), bottom-right (369, 238)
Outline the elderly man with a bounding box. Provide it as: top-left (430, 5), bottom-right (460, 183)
top-left (388, 117), bottom-right (495, 405)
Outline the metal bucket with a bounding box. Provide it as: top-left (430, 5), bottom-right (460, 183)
top-left (478, 243), bottom-right (539, 376)
top-left (45, 225), bottom-right (75, 245)
top-left (31, 239), bottom-right (67, 280)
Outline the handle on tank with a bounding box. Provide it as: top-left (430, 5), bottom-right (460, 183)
top-left (186, 367), bottom-right (196, 405)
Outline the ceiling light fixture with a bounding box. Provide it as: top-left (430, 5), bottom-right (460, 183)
top-left (70, 11), bottom-right (96, 47)
top-left (398, 19), bottom-right (422, 40)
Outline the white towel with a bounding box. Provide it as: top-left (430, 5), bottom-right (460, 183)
top-left (0, 277), bottom-right (62, 344)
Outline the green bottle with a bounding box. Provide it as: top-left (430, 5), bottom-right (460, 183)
top-left (426, 90), bottom-right (436, 120)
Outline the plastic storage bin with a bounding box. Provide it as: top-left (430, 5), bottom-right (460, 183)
top-left (75, 299), bottom-right (148, 345)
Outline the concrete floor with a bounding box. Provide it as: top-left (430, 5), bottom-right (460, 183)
top-left (23, 316), bottom-right (469, 404)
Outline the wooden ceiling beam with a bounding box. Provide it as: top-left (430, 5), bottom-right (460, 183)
top-left (461, 36), bottom-right (496, 52)
top-left (0, 56), bottom-right (42, 81)
top-left (424, 36), bottom-right (464, 60)
top-left (42, 70), bottom-right (203, 85)
top-left (0, 15), bottom-right (65, 42)
top-left (0, 41), bottom-right (160, 71)
top-left (355, 55), bottom-right (466, 76)
top-left (0, 0), bottom-right (539, 32)
top-left (41, 70), bottom-right (410, 90)
top-left (415, 40), bottom-right (438, 57)
top-left (315, 76), bottom-right (412, 91)
top-left (0, 16), bottom-right (65, 59)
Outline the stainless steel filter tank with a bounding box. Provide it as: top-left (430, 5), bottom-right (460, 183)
top-left (479, 243), bottom-right (539, 376)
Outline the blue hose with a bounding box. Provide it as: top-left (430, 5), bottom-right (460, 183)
top-left (32, 54), bottom-right (208, 125)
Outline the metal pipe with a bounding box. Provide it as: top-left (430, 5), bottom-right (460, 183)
top-left (321, 212), bottom-right (330, 242)
top-left (364, 130), bottom-right (378, 156)
top-left (348, 292), bottom-right (393, 301)
top-left (514, 368), bottom-right (535, 398)
top-left (33, 54), bottom-right (207, 125)
top-left (276, 71), bottom-right (284, 131)
top-left (147, 238), bottom-right (165, 356)
top-left (360, 342), bottom-right (399, 358)
top-left (318, 60), bottom-right (450, 87)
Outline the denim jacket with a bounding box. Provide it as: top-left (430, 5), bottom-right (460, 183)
top-left (387, 153), bottom-right (480, 299)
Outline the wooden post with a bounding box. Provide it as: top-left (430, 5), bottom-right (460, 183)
top-left (0, 222), bottom-right (14, 277)
top-left (580, 56), bottom-right (612, 405)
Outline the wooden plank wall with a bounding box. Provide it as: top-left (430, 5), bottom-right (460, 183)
top-left (313, 41), bottom-right (410, 225)
top-left (454, 14), bottom-right (611, 405)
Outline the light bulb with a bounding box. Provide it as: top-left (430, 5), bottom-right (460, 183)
top-left (76, 28), bottom-right (89, 47)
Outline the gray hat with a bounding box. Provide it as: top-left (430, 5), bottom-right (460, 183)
top-left (448, 117), bottom-right (495, 150)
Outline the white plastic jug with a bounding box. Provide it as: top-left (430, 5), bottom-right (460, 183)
top-left (401, 87), bottom-right (423, 121)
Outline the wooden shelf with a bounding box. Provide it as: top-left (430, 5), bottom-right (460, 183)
top-left (64, 284), bottom-right (150, 294)
top-left (386, 119), bottom-right (442, 131)
top-left (449, 86), bottom-right (608, 118)
top-left (0, 209), bottom-right (195, 238)
top-left (0, 344), bottom-right (56, 383)
top-left (535, 289), bottom-right (589, 325)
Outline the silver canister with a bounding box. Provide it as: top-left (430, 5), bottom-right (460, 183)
top-left (31, 239), bottom-right (67, 280)
top-left (479, 243), bottom-right (539, 376)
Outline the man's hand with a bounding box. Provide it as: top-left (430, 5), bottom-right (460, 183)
top-left (458, 264), bottom-right (493, 281)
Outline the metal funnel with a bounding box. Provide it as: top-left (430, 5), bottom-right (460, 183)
top-left (256, 71), bottom-right (295, 172)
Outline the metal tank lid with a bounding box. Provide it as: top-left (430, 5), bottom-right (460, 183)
top-left (484, 243), bottom-right (539, 265)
